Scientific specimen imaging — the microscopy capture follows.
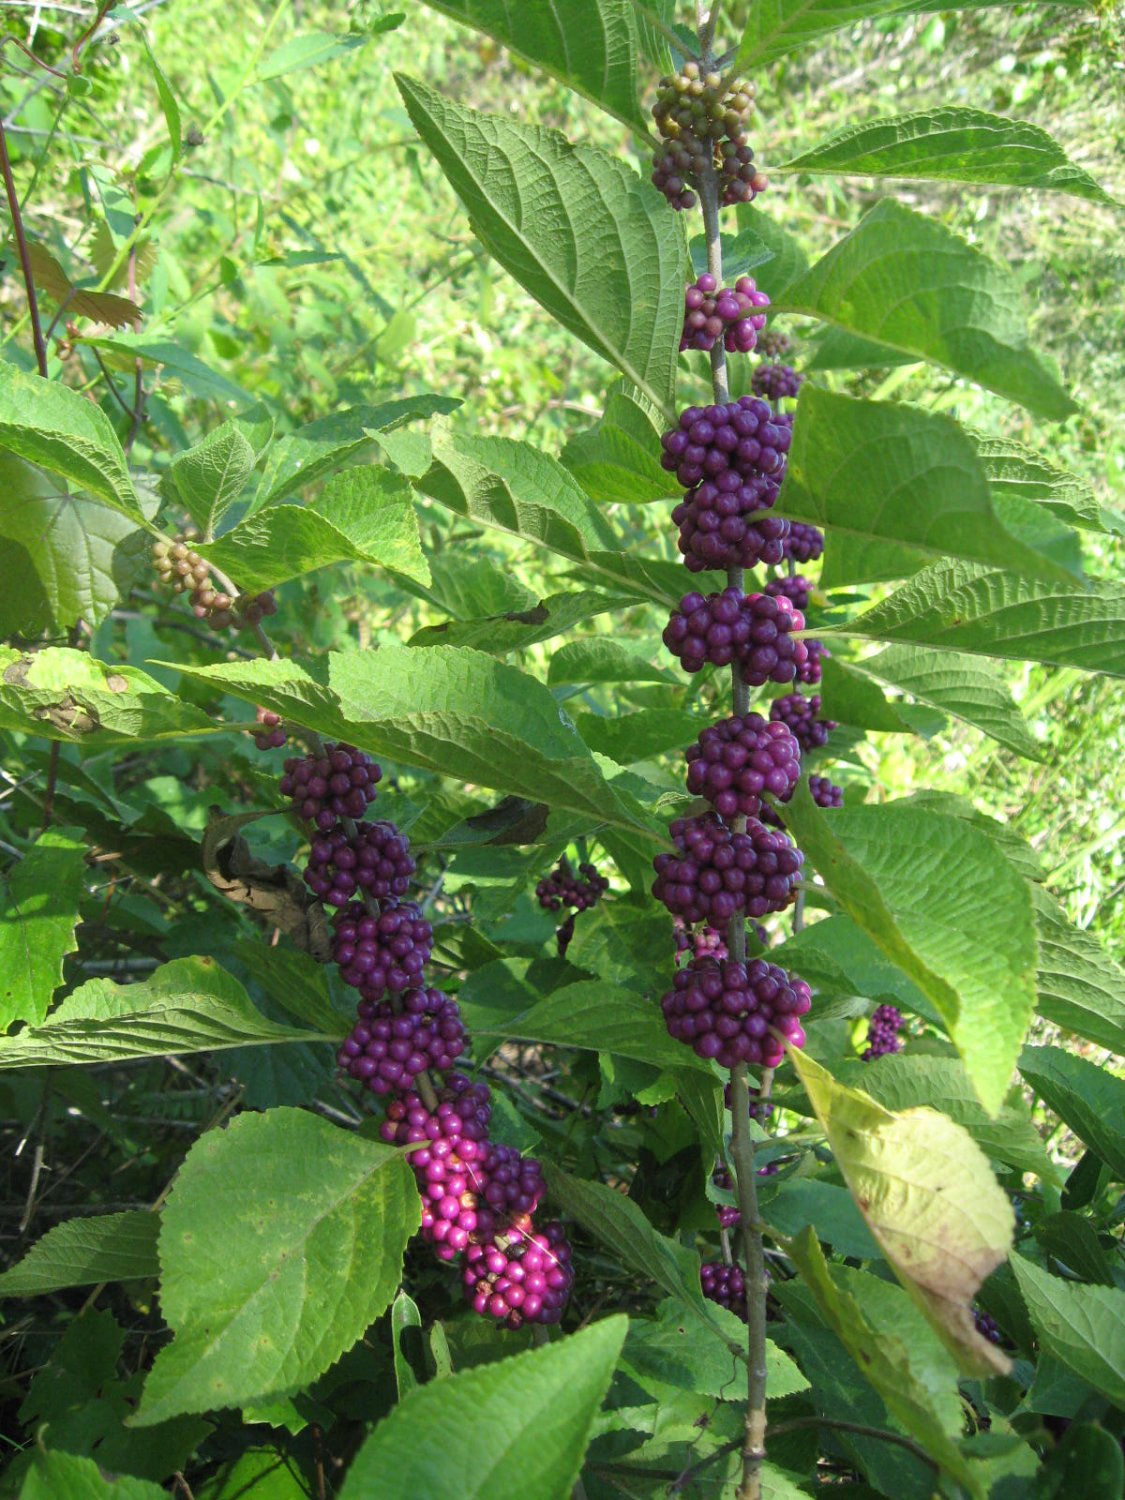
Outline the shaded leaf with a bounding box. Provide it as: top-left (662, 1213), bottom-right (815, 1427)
top-left (0, 1211), bottom-right (159, 1297)
top-left (258, 31), bottom-right (368, 79)
top-left (1033, 887), bottom-right (1125, 1054)
top-left (549, 638), bottom-right (677, 686)
top-left (1010, 1253), bottom-right (1125, 1409)
top-left (974, 430), bottom-right (1121, 536)
top-left (0, 827), bottom-right (85, 1031)
top-left (1018, 1045), bottom-right (1125, 1181)
top-left (561, 384), bottom-right (671, 505)
top-left (83, 335), bottom-right (248, 405)
top-left (18, 1449), bottom-right (165, 1500)
top-left (25, 241), bottom-right (142, 326)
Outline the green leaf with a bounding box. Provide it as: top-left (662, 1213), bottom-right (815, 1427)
top-left (830, 561), bottom-right (1125, 677)
top-left (847, 643), bottom-right (1044, 761)
top-left (0, 956), bottom-right (335, 1069)
top-left (561, 384), bottom-right (672, 505)
top-left (576, 708), bottom-right (706, 764)
top-left (472, 982), bottom-right (715, 1073)
top-left (856, 1053), bottom-right (1059, 1182)
top-left (1034, 1211), bottom-right (1115, 1287)
top-left (1010, 1253), bottom-right (1125, 1409)
top-left (409, 591), bottom-right (626, 654)
top-left (159, 647), bottom-right (654, 836)
top-left (974, 430), bottom-right (1121, 536)
top-left (257, 31), bottom-right (368, 79)
top-left (0, 827), bottom-right (85, 1031)
top-left (778, 389), bottom-right (1077, 584)
top-left (416, 0), bottom-right (645, 133)
top-left (818, 654), bottom-right (943, 737)
top-left (0, 646), bottom-right (218, 743)
top-left (391, 1290), bottom-right (424, 1399)
top-left (0, 1211), bottom-right (159, 1297)
top-left (789, 1052), bottom-right (1014, 1381)
top-left (396, 75), bottom-right (684, 414)
top-left (84, 335), bottom-right (249, 406)
top-left (1033, 1423), bottom-right (1125, 1499)
top-left (780, 790), bottom-right (1038, 1114)
top-left (141, 34), bottom-right (181, 159)
top-left (735, 1), bottom-right (921, 71)
top-left (169, 420), bottom-right (256, 535)
top-left (1033, 887), bottom-right (1125, 1053)
top-left (549, 638), bottom-right (677, 686)
top-left (135, 1109), bottom-right (420, 1424)
top-left (1018, 1045), bottom-right (1125, 1181)
top-left (783, 107), bottom-right (1118, 205)
top-left (623, 1298), bottom-right (807, 1400)
top-left (200, 473), bottom-right (431, 592)
top-left (251, 397), bottom-right (458, 511)
top-left (773, 200), bottom-right (1076, 419)
top-left (758, 1177), bottom-right (882, 1259)
top-left (0, 364), bottom-right (144, 522)
top-left (18, 1449), bottom-right (166, 1500)
top-left (770, 913), bottom-right (933, 1021)
top-left (339, 1316), bottom-right (627, 1500)
top-left (787, 1229), bottom-right (986, 1499)
top-left (544, 1165), bottom-right (738, 1344)
top-left (734, 204), bottom-right (809, 302)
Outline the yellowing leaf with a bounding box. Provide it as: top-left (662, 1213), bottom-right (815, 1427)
top-left (788, 1048), bottom-right (1013, 1377)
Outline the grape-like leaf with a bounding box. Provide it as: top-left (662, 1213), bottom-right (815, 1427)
top-left (1010, 1254), bottom-right (1125, 1409)
top-left (783, 107), bottom-right (1118, 205)
top-left (169, 420), bottom-right (256, 535)
top-left (773, 200), bottom-right (1075, 419)
top-left (416, 0), bottom-right (646, 132)
top-left (1033, 887), bottom-right (1125, 1054)
top-left (396, 75), bottom-right (684, 413)
top-left (134, 1109), bottom-right (420, 1423)
top-left (1018, 1045), bottom-right (1125, 1181)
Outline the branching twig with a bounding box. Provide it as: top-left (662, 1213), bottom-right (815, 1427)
top-left (0, 117), bottom-right (48, 375)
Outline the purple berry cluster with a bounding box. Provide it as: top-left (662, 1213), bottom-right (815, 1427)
top-left (651, 64), bottom-right (766, 212)
top-left (700, 1261), bottom-right (747, 1321)
top-left (769, 693), bottom-right (837, 755)
top-left (253, 707), bottom-right (286, 751)
top-left (660, 398), bottom-right (791, 490)
top-left (862, 1005), bottom-right (904, 1061)
top-left (463, 1221), bottom-right (574, 1330)
top-left (281, 743), bottom-right (382, 829)
top-left (752, 363), bottom-right (803, 402)
top-left (674, 919), bottom-right (728, 966)
top-left (681, 274), bottom-right (770, 354)
top-left (304, 820), bottom-right (415, 907)
top-left (661, 956), bottom-right (811, 1068)
top-left (796, 638), bottom-right (828, 686)
top-left (536, 858), bottom-right (609, 914)
top-left (764, 574), bottom-right (811, 613)
top-left (685, 712), bottom-right (801, 819)
top-left (663, 589), bottom-right (807, 686)
top-left (782, 522), bottom-right (824, 564)
top-left (809, 775), bottom-right (843, 810)
top-left (332, 900), bottom-right (432, 999)
top-left (974, 1308), bottom-right (1002, 1345)
top-left (338, 988), bottom-right (465, 1094)
top-left (653, 814), bottom-right (804, 929)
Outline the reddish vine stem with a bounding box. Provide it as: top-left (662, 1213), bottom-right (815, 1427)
top-left (0, 118), bottom-right (48, 377)
top-left (697, 30), bottom-right (768, 1500)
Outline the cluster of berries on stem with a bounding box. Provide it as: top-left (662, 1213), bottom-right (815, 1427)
top-left (862, 1005), bottom-right (905, 1060)
top-left (682, 273), bottom-right (770, 354)
top-left (152, 534), bottom-right (276, 631)
top-left (651, 63), bottom-right (766, 211)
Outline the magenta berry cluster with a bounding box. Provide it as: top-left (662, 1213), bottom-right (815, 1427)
top-left (764, 574), bottom-right (811, 613)
top-left (674, 919), bottom-right (728, 966)
top-left (653, 814), bottom-right (804, 929)
top-left (809, 775), bottom-right (843, 810)
top-left (700, 1261), bottom-right (747, 1321)
top-left (974, 1308), bottom-right (1002, 1345)
top-left (752, 362), bottom-right (803, 402)
top-left (797, 638), bottom-right (828, 686)
top-left (685, 712), bottom-right (801, 820)
top-left (769, 693), bottom-right (837, 755)
top-left (536, 858), bottom-right (608, 914)
top-left (862, 1004), bottom-right (904, 1061)
top-left (662, 956), bottom-right (810, 1068)
top-left (282, 742), bottom-right (382, 829)
top-left (663, 589), bottom-right (807, 686)
top-left (782, 522), bottom-right (824, 564)
top-left (337, 988), bottom-right (465, 1095)
top-left (681, 273), bottom-right (770, 354)
top-left (463, 1220), bottom-right (574, 1330)
top-left (660, 397), bottom-right (791, 490)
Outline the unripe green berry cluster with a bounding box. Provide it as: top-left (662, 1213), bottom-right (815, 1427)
top-left (651, 62), bottom-right (767, 212)
top-left (152, 535), bottom-right (277, 631)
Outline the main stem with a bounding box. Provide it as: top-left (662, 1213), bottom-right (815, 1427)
top-left (698, 59), bottom-right (768, 1500)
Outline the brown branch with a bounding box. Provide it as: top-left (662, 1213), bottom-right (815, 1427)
top-left (0, 117), bottom-right (48, 375)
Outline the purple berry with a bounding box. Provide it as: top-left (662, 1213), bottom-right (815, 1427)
top-left (862, 1004), bottom-right (904, 1061)
top-left (739, 592), bottom-right (808, 688)
top-left (536, 858), bottom-right (608, 913)
top-left (673, 919), bottom-right (728, 967)
top-left (252, 706), bottom-right (286, 751)
top-left (337, 986), bottom-right (466, 1095)
top-left (685, 712), bottom-right (801, 820)
top-left (764, 575), bottom-right (811, 613)
top-left (716, 1204), bottom-right (740, 1229)
top-left (796, 639), bottom-right (828, 686)
top-left (769, 693), bottom-right (836, 755)
top-left (653, 814), bottom-right (804, 928)
top-left (782, 522), bottom-right (824, 564)
top-left (463, 1221), bottom-right (574, 1329)
top-left (331, 899), bottom-right (433, 998)
top-left (661, 955), bottom-right (811, 1069)
top-left (973, 1307), bottom-right (1002, 1345)
top-left (304, 819), bottom-right (415, 907)
top-left (680, 275), bottom-right (770, 355)
top-left (751, 363), bottom-right (803, 402)
top-left (700, 1261), bottom-right (747, 1321)
top-left (281, 743), bottom-right (382, 829)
